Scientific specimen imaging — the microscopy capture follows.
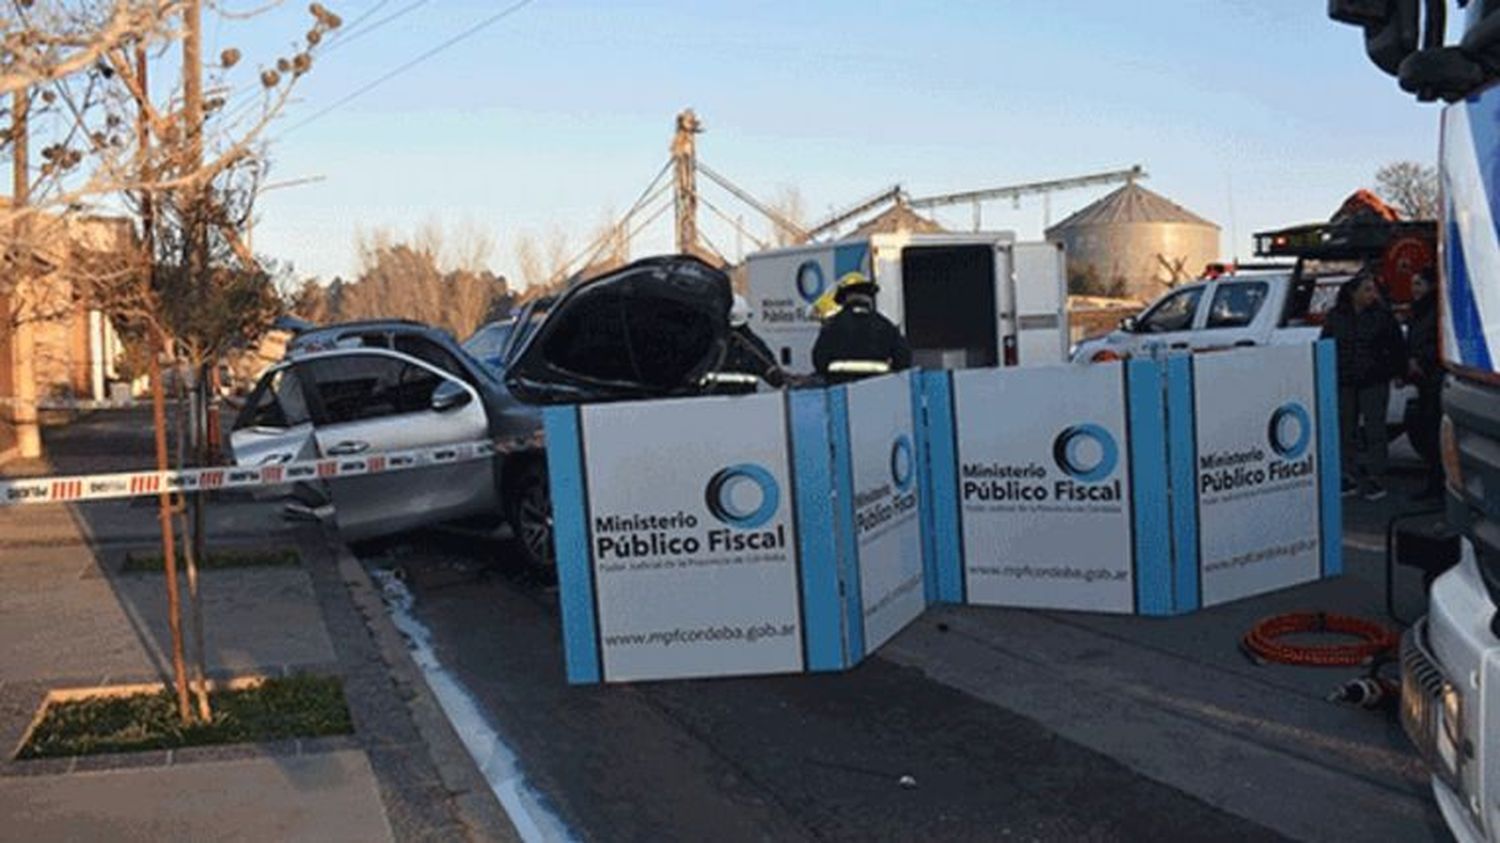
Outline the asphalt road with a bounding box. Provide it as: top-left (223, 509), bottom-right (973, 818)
top-left (357, 529), bottom-right (1284, 842)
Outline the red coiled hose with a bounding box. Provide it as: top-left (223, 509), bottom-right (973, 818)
top-left (1240, 612), bottom-right (1400, 667)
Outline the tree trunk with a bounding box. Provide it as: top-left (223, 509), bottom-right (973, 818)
top-left (150, 342), bottom-right (192, 723)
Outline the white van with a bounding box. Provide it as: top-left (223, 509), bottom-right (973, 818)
top-left (745, 233), bottom-right (1068, 374)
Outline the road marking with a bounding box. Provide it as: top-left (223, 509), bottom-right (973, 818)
top-left (372, 569), bottom-right (575, 843)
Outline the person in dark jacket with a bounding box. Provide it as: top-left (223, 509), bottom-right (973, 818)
top-left (811, 272), bottom-right (912, 384)
top-left (1405, 272), bottom-right (1443, 499)
top-left (1320, 274), bottom-right (1406, 501)
top-left (706, 294), bottom-right (787, 393)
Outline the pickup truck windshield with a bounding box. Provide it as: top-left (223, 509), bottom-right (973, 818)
top-left (1206, 282), bottom-right (1268, 329)
top-left (1138, 287), bottom-right (1202, 333)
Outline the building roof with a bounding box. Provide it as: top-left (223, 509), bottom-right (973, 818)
top-left (845, 201), bottom-right (946, 239)
top-left (1046, 182), bottom-right (1219, 232)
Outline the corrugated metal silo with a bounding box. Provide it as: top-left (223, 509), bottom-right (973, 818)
top-left (1045, 183), bottom-right (1220, 299)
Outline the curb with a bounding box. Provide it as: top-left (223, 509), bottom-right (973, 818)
top-left (327, 527), bottom-right (522, 843)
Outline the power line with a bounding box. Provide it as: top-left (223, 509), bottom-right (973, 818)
top-left (280, 0), bottom-right (538, 137)
top-left (319, 0), bottom-right (422, 57)
top-left (336, 0), bottom-right (397, 37)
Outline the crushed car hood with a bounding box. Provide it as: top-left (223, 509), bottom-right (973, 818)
top-left (504, 254), bottom-right (732, 405)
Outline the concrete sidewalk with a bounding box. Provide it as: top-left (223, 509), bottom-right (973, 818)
top-left (883, 465), bottom-right (1449, 843)
top-left (0, 410), bottom-right (516, 842)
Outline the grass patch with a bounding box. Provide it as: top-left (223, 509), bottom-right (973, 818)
top-left (121, 547), bottom-right (300, 573)
top-left (18, 675), bottom-right (353, 759)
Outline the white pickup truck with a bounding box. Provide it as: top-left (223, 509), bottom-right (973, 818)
top-left (1071, 271), bottom-right (1413, 429)
top-left (1070, 271), bottom-right (1340, 361)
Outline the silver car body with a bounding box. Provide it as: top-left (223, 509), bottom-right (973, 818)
top-left (230, 347), bottom-right (500, 541)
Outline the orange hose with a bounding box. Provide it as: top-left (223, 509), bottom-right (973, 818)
top-left (1241, 612), bottom-right (1399, 667)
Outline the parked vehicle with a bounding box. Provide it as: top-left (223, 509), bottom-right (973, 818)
top-left (463, 295), bottom-right (556, 373)
top-left (1332, 3), bottom-right (1500, 841)
top-left (230, 256), bottom-right (733, 570)
top-left (745, 233), bottom-right (1068, 373)
top-left (1072, 271), bottom-right (1414, 432)
top-left (1070, 271), bottom-right (1333, 363)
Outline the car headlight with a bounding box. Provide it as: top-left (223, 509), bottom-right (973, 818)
top-left (1441, 416), bottom-right (1463, 496)
top-left (1437, 681), bottom-right (1464, 778)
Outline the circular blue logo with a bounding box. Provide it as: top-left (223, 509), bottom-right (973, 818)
top-left (1052, 424), bottom-right (1119, 483)
top-left (795, 261), bottom-right (826, 304)
top-left (705, 464), bottom-right (780, 529)
top-left (1267, 403), bottom-right (1312, 459)
top-left (890, 435), bottom-right (915, 493)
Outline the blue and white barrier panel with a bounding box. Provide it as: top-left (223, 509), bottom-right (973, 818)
top-left (923, 360), bottom-right (1174, 615)
top-left (544, 373), bottom-right (933, 684)
top-left (830, 372), bottom-right (928, 660)
top-left (545, 391), bottom-right (837, 685)
top-left (1170, 342), bottom-right (1342, 611)
top-left (545, 343), bottom-right (1344, 684)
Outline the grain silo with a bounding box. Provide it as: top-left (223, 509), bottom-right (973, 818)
top-left (1045, 183), bottom-right (1220, 299)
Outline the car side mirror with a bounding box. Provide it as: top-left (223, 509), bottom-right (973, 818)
top-left (1119, 316), bottom-right (1138, 333)
top-left (431, 381), bottom-right (472, 413)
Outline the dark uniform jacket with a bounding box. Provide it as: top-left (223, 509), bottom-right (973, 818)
top-left (811, 303), bottom-right (912, 377)
top-left (1320, 304), bottom-right (1406, 388)
top-left (720, 325), bottom-right (787, 388)
top-left (1407, 295), bottom-right (1440, 386)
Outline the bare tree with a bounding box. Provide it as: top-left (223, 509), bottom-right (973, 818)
top-left (325, 221), bottom-right (508, 337)
top-left (512, 225), bottom-right (571, 293)
top-left (768, 185), bottom-right (807, 247)
top-left (1375, 161), bottom-right (1439, 220)
top-left (3, 0), bottom-right (343, 727)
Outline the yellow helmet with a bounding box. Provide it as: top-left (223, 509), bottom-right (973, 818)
top-left (809, 286), bottom-right (842, 321)
top-left (833, 271), bottom-right (878, 303)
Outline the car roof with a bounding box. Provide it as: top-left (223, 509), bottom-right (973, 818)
top-left (286, 319), bottom-right (455, 356)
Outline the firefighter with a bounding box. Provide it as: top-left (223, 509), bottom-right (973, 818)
top-left (811, 272), bottom-right (912, 383)
top-left (703, 295), bottom-right (788, 393)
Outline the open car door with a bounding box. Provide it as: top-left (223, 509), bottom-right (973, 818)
top-left (504, 255), bottom-right (733, 405)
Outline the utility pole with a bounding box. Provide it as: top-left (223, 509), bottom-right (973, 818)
top-left (136, 43), bottom-right (193, 725)
top-left (672, 109), bottom-right (702, 258)
top-left (10, 87), bottom-right (41, 459)
top-left (180, 0), bottom-right (213, 723)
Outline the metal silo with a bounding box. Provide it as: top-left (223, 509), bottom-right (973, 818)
top-left (1045, 183), bottom-right (1220, 299)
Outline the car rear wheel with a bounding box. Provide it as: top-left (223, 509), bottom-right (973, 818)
top-left (507, 461), bottom-right (554, 572)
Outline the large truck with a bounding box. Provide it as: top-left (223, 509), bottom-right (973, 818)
top-left (745, 233), bottom-right (1068, 374)
top-left (1331, 3), bottom-right (1500, 841)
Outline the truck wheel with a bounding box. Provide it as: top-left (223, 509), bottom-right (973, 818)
top-left (507, 460), bottom-right (554, 573)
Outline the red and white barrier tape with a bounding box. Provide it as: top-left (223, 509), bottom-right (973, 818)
top-left (0, 434), bottom-right (542, 507)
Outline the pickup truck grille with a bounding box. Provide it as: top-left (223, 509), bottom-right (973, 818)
top-left (1442, 375), bottom-right (1500, 613)
top-left (1400, 621), bottom-right (1453, 788)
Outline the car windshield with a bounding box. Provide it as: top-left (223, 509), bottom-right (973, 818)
top-left (1136, 287), bottom-right (1203, 333)
top-left (463, 322), bottom-right (514, 361)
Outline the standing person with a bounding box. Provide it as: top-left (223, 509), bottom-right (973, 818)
top-left (811, 272), bottom-right (912, 384)
top-left (1406, 272), bottom-right (1444, 499)
top-left (1321, 274), bottom-right (1407, 501)
top-left (706, 294), bottom-right (788, 392)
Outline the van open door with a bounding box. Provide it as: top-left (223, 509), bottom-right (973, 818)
top-left (895, 243), bottom-right (1003, 369)
top-left (1011, 241), bottom-right (1069, 365)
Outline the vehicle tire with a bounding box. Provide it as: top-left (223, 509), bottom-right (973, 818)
top-left (506, 459), bottom-right (555, 573)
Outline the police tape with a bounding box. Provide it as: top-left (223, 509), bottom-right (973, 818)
top-left (0, 433), bottom-right (544, 507)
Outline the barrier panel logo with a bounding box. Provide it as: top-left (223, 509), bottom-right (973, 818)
top-left (704, 463), bottom-right (781, 530)
top-left (1267, 402), bottom-right (1311, 460)
top-left (1052, 424), bottom-right (1119, 484)
top-left (961, 421), bottom-right (1123, 507)
top-left (853, 434), bottom-right (921, 538)
top-left (795, 261), bottom-right (825, 304)
top-left (890, 434), bottom-right (915, 493)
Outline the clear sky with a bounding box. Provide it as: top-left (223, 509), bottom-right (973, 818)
top-left (207, 0), bottom-right (1444, 285)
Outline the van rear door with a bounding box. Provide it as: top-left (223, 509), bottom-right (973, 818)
top-left (896, 243), bottom-right (1003, 368)
top-left (1011, 241), bottom-right (1068, 365)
